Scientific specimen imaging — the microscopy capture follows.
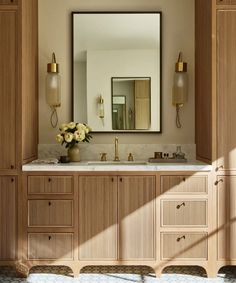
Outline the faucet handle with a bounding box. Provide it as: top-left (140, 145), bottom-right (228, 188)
top-left (100, 153), bottom-right (107, 161)
top-left (128, 153), bottom-right (134, 161)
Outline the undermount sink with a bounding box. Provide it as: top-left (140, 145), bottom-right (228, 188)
top-left (87, 161), bottom-right (148, 166)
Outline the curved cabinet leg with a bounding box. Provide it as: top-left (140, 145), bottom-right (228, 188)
top-left (154, 267), bottom-right (163, 278)
top-left (15, 262), bottom-right (30, 278)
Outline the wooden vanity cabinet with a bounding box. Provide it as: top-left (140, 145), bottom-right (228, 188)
top-left (78, 174), bottom-right (156, 261)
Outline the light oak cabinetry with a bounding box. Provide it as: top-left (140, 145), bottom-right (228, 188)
top-left (23, 174), bottom-right (77, 264)
top-left (78, 175), bottom-right (155, 260)
top-left (159, 173), bottom-right (210, 272)
top-left (21, 171), bottom-right (212, 277)
top-left (0, 0), bottom-right (38, 266)
top-left (78, 176), bottom-right (118, 260)
top-left (0, 176), bottom-right (17, 260)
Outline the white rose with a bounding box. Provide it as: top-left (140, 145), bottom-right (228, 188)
top-left (74, 130), bottom-right (85, 142)
top-left (60, 123), bottom-right (68, 133)
top-left (64, 132), bottom-right (74, 143)
top-left (68, 122), bottom-right (76, 129)
top-left (76, 123), bottom-right (86, 131)
top-left (56, 134), bottom-right (64, 143)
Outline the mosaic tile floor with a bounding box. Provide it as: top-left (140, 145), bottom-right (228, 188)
top-left (0, 265), bottom-right (236, 283)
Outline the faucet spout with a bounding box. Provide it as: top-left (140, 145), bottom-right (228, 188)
top-left (114, 136), bottom-right (120, 161)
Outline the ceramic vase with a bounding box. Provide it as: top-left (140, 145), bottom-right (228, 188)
top-left (67, 144), bottom-right (80, 162)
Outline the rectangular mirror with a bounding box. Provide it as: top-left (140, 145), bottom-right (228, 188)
top-left (72, 12), bottom-right (162, 132)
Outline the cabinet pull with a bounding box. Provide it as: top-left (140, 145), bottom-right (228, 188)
top-left (48, 201), bottom-right (52, 206)
top-left (111, 177), bottom-right (114, 182)
top-left (48, 178), bottom-right (51, 182)
top-left (215, 165), bottom-right (224, 172)
top-left (176, 202), bottom-right (185, 209)
top-left (120, 178), bottom-right (123, 182)
top-left (11, 178), bottom-right (14, 182)
top-left (182, 177), bottom-right (186, 182)
top-left (214, 179), bottom-right (223, 186)
top-left (10, 165), bottom-right (14, 169)
top-left (177, 235), bottom-right (186, 242)
top-left (48, 236), bottom-right (51, 240)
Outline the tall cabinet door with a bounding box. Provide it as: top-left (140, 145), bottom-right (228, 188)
top-left (217, 176), bottom-right (236, 260)
top-left (118, 176), bottom-right (156, 260)
top-left (0, 176), bottom-right (16, 260)
top-left (217, 10), bottom-right (236, 171)
top-left (78, 176), bottom-right (118, 260)
top-left (0, 10), bottom-right (16, 170)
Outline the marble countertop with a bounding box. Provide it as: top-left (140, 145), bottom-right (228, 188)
top-left (22, 160), bottom-right (212, 172)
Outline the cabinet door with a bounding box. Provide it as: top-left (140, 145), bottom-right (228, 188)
top-left (217, 176), bottom-right (236, 260)
top-left (0, 176), bottom-right (16, 260)
top-left (78, 176), bottom-right (118, 260)
top-left (118, 176), bottom-right (155, 260)
top-left (0, 11), bottom-right (16, 169)
top-left (217, 10), bottom-right (236, 171)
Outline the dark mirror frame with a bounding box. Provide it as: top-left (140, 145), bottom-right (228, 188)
top-left (71, 11), bottom-right (162, 133)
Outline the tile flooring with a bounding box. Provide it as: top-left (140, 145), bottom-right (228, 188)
top-left (0, 265), bottom-right (236, 283)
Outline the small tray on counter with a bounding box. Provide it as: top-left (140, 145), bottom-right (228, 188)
top-left (148, 157), bottom-right (187, 163)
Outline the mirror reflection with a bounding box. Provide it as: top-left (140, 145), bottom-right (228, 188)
top-left (112, 77), bottom-right (151, 130)
top-left (72, 12), bottom-right (161, 132)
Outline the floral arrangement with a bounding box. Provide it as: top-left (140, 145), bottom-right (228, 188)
top-left (56, 122), bottom-right (92, 148)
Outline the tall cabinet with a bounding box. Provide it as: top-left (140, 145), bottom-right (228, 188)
top-left (195, 0), bottom-right (236, 275)
top-left (0, 0), bottom-right (38, 265)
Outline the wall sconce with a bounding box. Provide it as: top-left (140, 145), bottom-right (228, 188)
top-left (172, 52), bottom-right (188, 128)
top-left (97, 95), bottom-right (104, 125)
top-left (46, 52), bottom-right (61, 128)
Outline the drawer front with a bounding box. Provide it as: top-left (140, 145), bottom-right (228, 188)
top-left (161, 233), bottom-right (208, 260)
top-left (161, 200), bottom-right (207, 227)
top-left (28, 233), bottom-right (73, 260)
top-left (28, 200), bottom-right (73, 227)
top-left (161, 175), bottom-right (207, 194)
top-left (28, 176), bottom-right (73, 194)
top-left (216, 0), bottom-right (236, 4)
top-left (0, 0), bottom-right (17, 4)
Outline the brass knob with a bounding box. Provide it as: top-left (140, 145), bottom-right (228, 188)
top-left (48, 178), bottom-right (51, 182)
top-left (120, 178), bottom-right (123, 182)
top-left (48, 236), bottom-right (52, 240)
top-left (11, 178), bottom-right (14, 182)
top-left (48, 201), bottom-right (52, 206)
top-left (182, 177), bottom-right (186, 182)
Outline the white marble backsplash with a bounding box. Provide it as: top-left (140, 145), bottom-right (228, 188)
top-left (38, 143), bottom-right (196, 162)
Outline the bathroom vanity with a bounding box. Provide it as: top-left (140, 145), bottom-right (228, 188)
top-left (19, 163), bottom-right (213, 277)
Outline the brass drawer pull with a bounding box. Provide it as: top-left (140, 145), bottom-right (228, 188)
top-left (11, 165), bottom-right (14, 169)
top-left (11, 178), bottom-right (14, 182)
top-left (48, 201), bottom-right (52, 206)
top-left (177, 235), bottom-right (186, 242)
top-left (48, 236), bottom-right (52, 240)
top-left (182, 177), bottom-right (186, 182)
top-left (214, 179), bottom-right (223, 186)
top-left (120, 178), bottom-right (123, 182)
top-left (48, 178), bottom-right (52, 182)
top-left (176, 202), bottom-right (185, 209)
top-left (111, 177), bottom-right (114, 182)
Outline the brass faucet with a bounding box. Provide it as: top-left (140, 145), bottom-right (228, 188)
top-left (114, 136), bottom-right (120, 161)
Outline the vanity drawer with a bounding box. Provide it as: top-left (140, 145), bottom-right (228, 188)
top-left (28, 233), bottom-right (74, 260)
top-left (161, 175), bottom-right (207, 194)
top-left (161, 232), bottom-right (208, 260)
top-left (28, 200), bottom-right (73, 227)
top-left (28, 176), bottom-right (73, 194)
top-left (161, 200), bottom-right (207, 227)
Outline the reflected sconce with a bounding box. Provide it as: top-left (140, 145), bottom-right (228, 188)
top-left (97, 95), bottom-right (104, 125)
top-left (46, 52), bottom-right (61, 128)
top-left (172, 52), bottom-right (188, 128)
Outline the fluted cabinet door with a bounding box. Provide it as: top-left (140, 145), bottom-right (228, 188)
top-left (0, 176), bottom-right (16, 260)
top-left (0, 10), bottom-right (17, 170)
top-left (217, 176), bottom-right (236, 260)
top-left (78, 176), bottom-right (118, 260)
top-left (118, 176), bottom-right (156, 260)
top-left (217, 10), bottom-right (236, 172)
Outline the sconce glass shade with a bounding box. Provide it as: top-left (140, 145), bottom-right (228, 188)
top-left (46, 72), bottom-right (61, 107)
top-left (172, 72), bottom-right (188, 106)
top-left (98, 95), bottom-right (104, 118)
